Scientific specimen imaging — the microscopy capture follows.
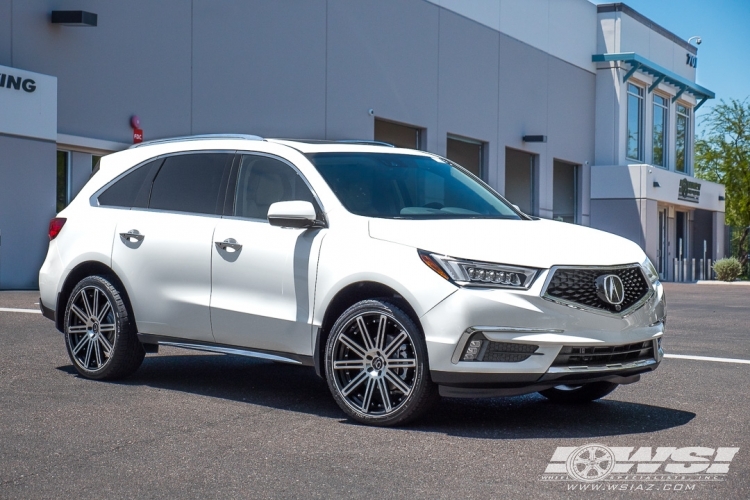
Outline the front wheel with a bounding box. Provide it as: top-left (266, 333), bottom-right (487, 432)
top-left (64, 275), bottom-right (145, 380)
top-left (538, 382), bottom-right (618, 403)
top-left (324, 300), bottom-right (438, 426)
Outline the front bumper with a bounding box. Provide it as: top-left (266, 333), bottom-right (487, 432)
top-left (420, 276), bottom-right (665, 393)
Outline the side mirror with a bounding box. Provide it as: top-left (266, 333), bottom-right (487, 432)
top-left (267, 201), bottom-right (322, 228)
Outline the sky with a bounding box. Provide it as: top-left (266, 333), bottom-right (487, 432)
top-left (591, 0), bottom-right (750, 133)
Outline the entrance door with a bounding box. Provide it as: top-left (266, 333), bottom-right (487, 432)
top-left (504, 148), bottom-right (536, 215)
top-left (552, 160), bottom-right (579, 224)
top-left (656, 208), bottom-right (669, 280)
top-left (658, 208), bottom-right (668, 279)
top-left (676, 211), bottom-right (688, 263)
top-left (447, 135), bottom-right (484, 179)
top-left (374, 119), bottom-right (421, 149)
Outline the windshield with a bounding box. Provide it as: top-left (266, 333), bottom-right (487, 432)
top-left (306, 152), bottom-right (521, 220)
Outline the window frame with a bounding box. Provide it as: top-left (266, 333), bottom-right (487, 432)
top-left (652, 93), bottom-right (669, 169)
top-left (675, 102), bottom-right (692, 174)
top-left (224, 151), bottom-right (327, 225)
top-left (626, 82), bottom-right (645, 162)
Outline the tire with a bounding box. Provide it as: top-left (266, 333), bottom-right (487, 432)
top-left (324, 299), bottom-right (438, 426)
top-left (63, 275), bottom-right (145, 380)
top-left (538, 382), bottom-right (618, 403)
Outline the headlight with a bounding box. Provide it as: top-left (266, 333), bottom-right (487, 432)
top-left (641, 256), bottom-right (659, 284)
top-left (418, 250), bottom-right (538, 290)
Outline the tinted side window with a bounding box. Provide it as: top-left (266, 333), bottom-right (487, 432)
top-left (149, 153), bottom-right (230, 214)
top-left (98, 159), bottom-right (162, 208)
top-left (234, 155), bottom-right (316, 220)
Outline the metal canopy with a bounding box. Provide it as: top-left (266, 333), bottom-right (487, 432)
top-left (592, 52), bottom-right (715, 109)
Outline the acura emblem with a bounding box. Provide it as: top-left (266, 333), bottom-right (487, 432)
top-left (595, 274), bottom-right (625, 308)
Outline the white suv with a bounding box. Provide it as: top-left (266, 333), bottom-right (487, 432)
top-left (39, 135), bottom-right (665, 426)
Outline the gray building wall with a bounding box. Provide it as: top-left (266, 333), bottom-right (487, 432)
top-left (1, 0), bottom-right (597, 288)
top-left (0, 135), bottom-right (56, 289)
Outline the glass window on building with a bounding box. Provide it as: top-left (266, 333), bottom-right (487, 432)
top-left (676, 104), bottom-right (691, 173)
top-left (552, 160), bottom-right (579, 224)
top-left (374, 119), bottom-right (421, 149)
top-left (626, 83), bottom-right (644, 161)
top-left (446, 135), bottom-right (484, 179)
top-left (652, 95), bottom-right (668, 167)
top-left (56, 151), bottom-right (70, 213)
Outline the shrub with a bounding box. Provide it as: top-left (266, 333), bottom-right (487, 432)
top-left (713, 257), bottom-right (743, 282)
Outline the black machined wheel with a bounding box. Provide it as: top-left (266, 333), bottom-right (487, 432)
top-left (64, 275), bottom-right (144, 380)
top-left (325, 300), bottom-right (438, 426)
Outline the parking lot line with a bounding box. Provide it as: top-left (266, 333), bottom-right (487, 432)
top-left (664, 353), bottom-right (750, 365)
top-left (0, 307), bottom-right (41, 314)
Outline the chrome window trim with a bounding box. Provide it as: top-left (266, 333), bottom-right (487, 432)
top-left (89, 149), bottom-right (236, 211)
top-left (540, 263), bottom-right (654, 318)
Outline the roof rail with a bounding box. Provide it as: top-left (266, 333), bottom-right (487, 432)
top-left (129, 134), bottom-right (265, 149)
top-left (336, 140), bottom-right (395, 148)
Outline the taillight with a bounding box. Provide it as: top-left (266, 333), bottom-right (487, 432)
top-left (49, 218), bottom-right (67, 240)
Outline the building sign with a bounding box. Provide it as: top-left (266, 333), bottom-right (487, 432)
top-left (0, 64), bottom-right (56, 142)
top-left (686, 53), bottom-right (698, 68)
top-left (678, 178), bottom-right (701, 203)
top-left (0, 73), bottom-right (36, 93)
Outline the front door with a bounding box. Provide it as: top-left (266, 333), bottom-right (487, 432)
top-left (210, 153), bottom-right (325, 356)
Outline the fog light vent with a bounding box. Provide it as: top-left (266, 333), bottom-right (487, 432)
top-left (461, 334), bottom-right (538, 362)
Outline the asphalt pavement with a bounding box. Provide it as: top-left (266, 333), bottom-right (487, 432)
top-left (0, 284), bottom-right (748, 499)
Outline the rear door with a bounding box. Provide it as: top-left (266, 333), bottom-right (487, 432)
top-left (210, 153), bottom-right (326, 356)
top-left (111, 152), bottom-right (233, 342)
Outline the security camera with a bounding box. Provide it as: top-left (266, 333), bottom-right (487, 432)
top-left (695, 37), bottom-right (702, 45)
top-left (368, 108), bottom-right (375, 116)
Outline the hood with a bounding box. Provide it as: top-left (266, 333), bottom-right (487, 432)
top-left (368, 218), bottom-right (646, 269)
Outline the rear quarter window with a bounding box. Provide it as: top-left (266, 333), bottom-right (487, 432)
top-left (98, 158), bottom-right (163, 208)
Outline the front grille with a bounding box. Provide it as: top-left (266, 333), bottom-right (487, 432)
top-left (544, 265), bottom-right (650, 314)
top-left (552, 341), bottom-right (655, 367)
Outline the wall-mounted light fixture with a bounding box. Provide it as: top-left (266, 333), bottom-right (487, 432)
top-left (51, 11), bottom-right (98, 27)
top-left (653, 181), bottom-right (661, 188)
top-left (522, 135), bottom-right (546, 143)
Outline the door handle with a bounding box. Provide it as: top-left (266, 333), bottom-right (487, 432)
top-left (215, 238), bottom-right (242, 251)
top-left (120, 229), bottom-right (144, 242)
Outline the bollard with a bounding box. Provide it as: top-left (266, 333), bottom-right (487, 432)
top-left (708, 259), bottom-right (712, 280)
top-left (699, 259), bottom-right (704, 280)
top-left (674, 258), bottom-right (679, 282)
top-left (683, 259), bottom-right (687, 282)
top-left (691, 258), bottom-right (695, 281)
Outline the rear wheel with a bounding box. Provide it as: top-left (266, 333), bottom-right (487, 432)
top-left (64, 275), bottom-right (144, 380)
top-left (324, 299), bottom-right (438, 426)
top-left (538, 382), bottom-right (618, 403)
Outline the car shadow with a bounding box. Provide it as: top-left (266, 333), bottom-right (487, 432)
top-left (57, 353), bottom-right (695, 439)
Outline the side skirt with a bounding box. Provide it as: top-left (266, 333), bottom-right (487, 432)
top-left (137, 333), bottom-right (314, 366)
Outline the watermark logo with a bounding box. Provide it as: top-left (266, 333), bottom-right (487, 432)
top-left (566, 444), bottom-right (616, 482)
top-left (541, 444), bottom-right (739, 489)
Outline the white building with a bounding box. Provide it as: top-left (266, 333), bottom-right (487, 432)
top-left (0, 1), bottom-right (721, 289)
